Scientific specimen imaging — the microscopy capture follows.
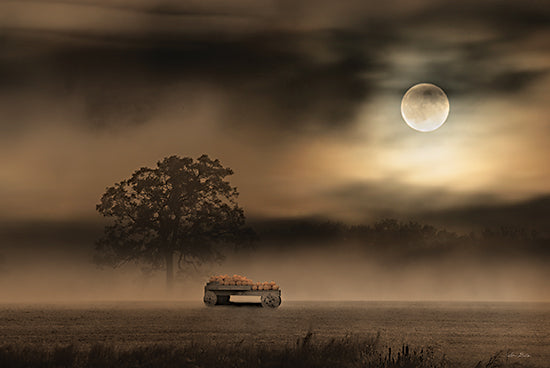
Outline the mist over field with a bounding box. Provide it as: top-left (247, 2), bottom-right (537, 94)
top-left (0, 219), bottom-right (547, 303)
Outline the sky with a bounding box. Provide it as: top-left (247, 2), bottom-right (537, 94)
top-left (0, 0), bottom-right (549, 301)
top-left (0, 0), bottom-right (550, 226)
top-left (0, 0), bottom-right (549, 226)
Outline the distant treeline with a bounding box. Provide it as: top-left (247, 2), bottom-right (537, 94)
top-left (0, 218), bottom-right (547, 260)
top-left (251, 218), bottom-right (549, 256)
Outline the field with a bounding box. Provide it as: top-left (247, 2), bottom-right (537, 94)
top-left (0, 301), bottom-right (548, 367)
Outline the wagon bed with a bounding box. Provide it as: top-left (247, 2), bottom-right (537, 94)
top-left (203, 282), bottom-right (281, 308)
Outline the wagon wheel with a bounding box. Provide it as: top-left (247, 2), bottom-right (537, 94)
top-left (261, 294), bottom-right (281, 308)
top-left (203, 291), bottom-right (218, 306)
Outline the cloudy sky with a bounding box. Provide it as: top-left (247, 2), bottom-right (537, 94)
top-left (1, 0), bottom-right (549, 227)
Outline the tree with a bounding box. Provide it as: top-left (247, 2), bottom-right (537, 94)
top-left (96, 155), bottom-right (252, 291)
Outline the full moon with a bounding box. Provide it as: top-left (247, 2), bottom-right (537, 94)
top-left (401, 83), bottom-right (450, 132)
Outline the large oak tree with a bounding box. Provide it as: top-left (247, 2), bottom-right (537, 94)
top-left (96, 155), bottom-right (251, 290)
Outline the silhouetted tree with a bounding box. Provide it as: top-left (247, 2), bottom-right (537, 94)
top-left (96, 155), bottom-right (251, 290)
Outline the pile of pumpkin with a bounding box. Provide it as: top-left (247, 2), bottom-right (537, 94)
top-left (208, 274), bottom-right (279, 290)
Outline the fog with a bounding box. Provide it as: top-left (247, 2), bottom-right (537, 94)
top-left (0, 237), bottom-right (547, 303)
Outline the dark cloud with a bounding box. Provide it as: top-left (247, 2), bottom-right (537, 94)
top-left (393, 1), bottom-right (550, 94)
top-left (1, 0), bottom-right (548, 135)
top-left (7, 0), bottom-right (272, 18)
top-left (413, 0), bottom-right (550, 32)
top-left (0, 30), bottom-right (379, 132)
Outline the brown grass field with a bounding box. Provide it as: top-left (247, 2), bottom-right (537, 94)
top-left (0, 301), bottom-right (547, 367)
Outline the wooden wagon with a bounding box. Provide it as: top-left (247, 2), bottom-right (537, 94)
top-left (203, 282), bottom-right (282, 308)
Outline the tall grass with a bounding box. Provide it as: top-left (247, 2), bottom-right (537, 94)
top-left (0, 333), bottom-right (530, 368)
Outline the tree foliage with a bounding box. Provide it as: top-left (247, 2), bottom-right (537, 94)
top-left (96, 155), bottom-right (252, 287)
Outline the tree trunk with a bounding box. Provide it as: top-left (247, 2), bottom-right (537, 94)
top-left (165, 251), bottom-right (174, 293)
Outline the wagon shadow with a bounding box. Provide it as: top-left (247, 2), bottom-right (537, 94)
top-left (216, 302), bottom-right (263, 308)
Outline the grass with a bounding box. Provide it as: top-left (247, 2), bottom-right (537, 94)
top-left (0, 333), bottom-right (533, 368)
